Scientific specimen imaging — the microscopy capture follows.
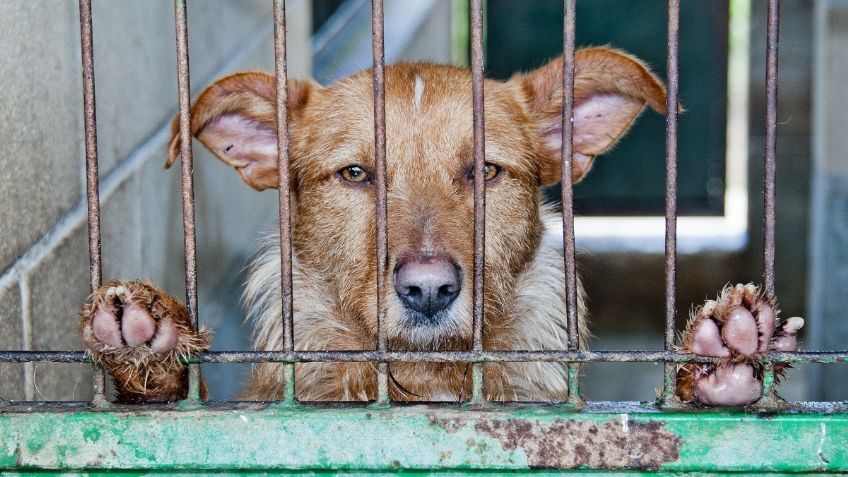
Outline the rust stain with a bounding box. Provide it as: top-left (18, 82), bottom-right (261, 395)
top-left (474, 418), bottom-right (681, 469)
top-left (429, 415), bottom-right (465, 433)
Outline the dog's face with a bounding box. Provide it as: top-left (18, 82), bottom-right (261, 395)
top-left (167, 48), bottom-right (666, 349)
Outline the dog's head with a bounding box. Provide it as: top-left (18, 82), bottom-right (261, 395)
top-left (167, 47), bottom-right (666, 349)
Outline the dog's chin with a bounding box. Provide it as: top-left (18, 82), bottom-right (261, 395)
top-left (387, 309), bottom-right (471, 350)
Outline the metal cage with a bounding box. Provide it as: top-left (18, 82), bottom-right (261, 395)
top-left (1, 0), bottom-right (846, 473)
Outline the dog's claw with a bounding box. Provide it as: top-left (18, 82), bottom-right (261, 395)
top-left (676, 283), bottom-right (803, 406)
top-left (115, 285), bottom-right (131, 302)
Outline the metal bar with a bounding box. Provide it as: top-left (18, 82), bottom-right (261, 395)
top-left (79, 0), bottom-right (101, 294)
top-left (763, 0), bottom-right (779, 301)
top-left (560, 0), bottom-right (578, 355)
top-left (273, 0), bottom-right (296, 404)
top-left (661, 0), bottom-right (681, 405)
top-left (470, 0), bottom-right (486, 405)
top-left (371, 0), bottom-right (389, 406)
top-left (2, 399), bottom-right (846, 413)
top-left (78, 0), bottom-right (107, 407)
top-left (4, 406), bottom-right (848, 472)
top-left (5, 350), bottom-right (845, 364)
top-left (173, 0), bottom-right (201, 401)
top-left (560, 0), bottom-right (582, 408)
top-left (755, 0), bottom-right (781, 410)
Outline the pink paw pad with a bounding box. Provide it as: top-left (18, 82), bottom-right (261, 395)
top-left (83, 283), bottom-right (179, 353)
top-left (694, 363), bottom-right (762, 406)
top-left (677, 283), bottom-right (804, 406)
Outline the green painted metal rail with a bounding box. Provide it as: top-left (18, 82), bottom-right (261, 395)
top-left (1, 402), bottom-right (846, 474)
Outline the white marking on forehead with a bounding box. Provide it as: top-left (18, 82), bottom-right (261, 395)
top-left (412, 74), bottom-right (425, 109)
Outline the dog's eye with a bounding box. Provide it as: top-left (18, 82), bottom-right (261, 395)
top-left (339, 165), bottom-right (369, 183)
top-left (483, 164), bottom-right (500, 181)
top-left (469, 163), bottom-right (501, 182)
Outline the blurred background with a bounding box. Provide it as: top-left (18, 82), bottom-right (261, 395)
top-left (0, 0), bottom-right (845, 402)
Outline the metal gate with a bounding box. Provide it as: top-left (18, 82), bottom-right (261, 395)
top-left (1, 0), bottom-right (846, 473)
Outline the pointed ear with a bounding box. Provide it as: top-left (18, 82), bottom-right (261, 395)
top-left (512, 47), bottom-right (668, 185)
top-left (165, 72), bottom-right (318, 191)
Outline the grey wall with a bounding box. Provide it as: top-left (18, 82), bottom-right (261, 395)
top-left (808, 0), bottom-right (848, 400)
top-left (0, 0), bottom-right (311, 401)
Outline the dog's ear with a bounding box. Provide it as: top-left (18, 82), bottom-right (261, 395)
top-left (166, 72), bottom-right (318, 190)
top-left (512, 47), bottom-right (668, 184)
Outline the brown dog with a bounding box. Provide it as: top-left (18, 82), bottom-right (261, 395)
top-left (79, 47), bottom-right (800, 405)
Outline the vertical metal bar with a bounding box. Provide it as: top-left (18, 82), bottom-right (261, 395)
top-left (560, 0), bottom-right (577, 354)
top-left (78, 0), bottom-right (108, 407)
top-left (661, 0), bottom-right (681, 405)
top-left (470, 0), bottom-right (486, 405)
top-left (173, 0), bottom-right (201, 402)
top-left (758, 0), bottom-right (781, 410)
top-left (79, 0), bottom-right (101, 294)
top-left (372, 0), bottom-right (390, 406)
top-left (560, 0), bottom-right (582, 407)
top-left (273, 0), bottom-right (296, 404)
top-left (763, 0), bottom-right (779, 301)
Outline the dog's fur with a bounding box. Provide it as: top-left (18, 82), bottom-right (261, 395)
top-left (83, 48), bottom-right (668, 402)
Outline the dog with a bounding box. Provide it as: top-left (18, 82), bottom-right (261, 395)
top-left (80, 47), bottom-right (801, 405)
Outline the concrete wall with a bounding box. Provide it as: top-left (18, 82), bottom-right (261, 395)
top-left (808, 0), bottom-right (848, 400)
top-left (0, 0), bottom-right (311, 401)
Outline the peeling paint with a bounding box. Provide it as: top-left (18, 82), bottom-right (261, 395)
top-left (473, 418), bottom-right (681, 469)
top-left (818, 422), bottom-right (829, 464)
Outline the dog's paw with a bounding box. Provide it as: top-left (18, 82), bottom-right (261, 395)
top-left (80, 279), bottom-right (211, 401)
top-left (675, 283), bottom-right (803, 406)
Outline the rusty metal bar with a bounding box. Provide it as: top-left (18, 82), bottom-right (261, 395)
top-left (2, 350), bottom-right (846, 365)
top-left (469, 0), bottom-right (486, 405)
top-left (78, 0), bottom-right (107, 406)
top-left (757, 0), bottom-right (781, 409)
top-left (763, 0), bottom-right (779, 301)
top-left (371, 0), bottom-right (389, 406)
top-left (273, 0), bottom-right (296, 404)
top-left (560, 0), bottom-right (582, 408)
top-left (560, 0), bottom-right (578, 355)
top-left (79, 0), bottom-right (101, 294)
top-left (661, 0), bottom-right (681, 405)
top-left (173, 0), bottom-right (201, 402)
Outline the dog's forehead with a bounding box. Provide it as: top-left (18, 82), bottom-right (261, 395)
top-left (308, 63), bottom-right (534, 172)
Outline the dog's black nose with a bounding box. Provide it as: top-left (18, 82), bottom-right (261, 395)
top-left (394, 256), bottom-right (461, 318)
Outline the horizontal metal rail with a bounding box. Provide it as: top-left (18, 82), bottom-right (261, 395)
top-left (1, 350), bottom-right (846, 364)
top-left (1, 405), bottom-right (847, 472)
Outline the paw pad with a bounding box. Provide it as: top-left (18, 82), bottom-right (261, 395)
top-left (80, 280), bottom-right (210, 365)
top-left (676, 283), bottom-right (803, 406)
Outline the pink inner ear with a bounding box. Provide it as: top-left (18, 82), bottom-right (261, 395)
top-left (197, 114), bottom-right (280, 190)
top-left (572, 93), bottom-right (644, 155)
top-left (198, 114), bottom-right (278, 168)
top-left (541, 124), bottom-right (595, 179)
